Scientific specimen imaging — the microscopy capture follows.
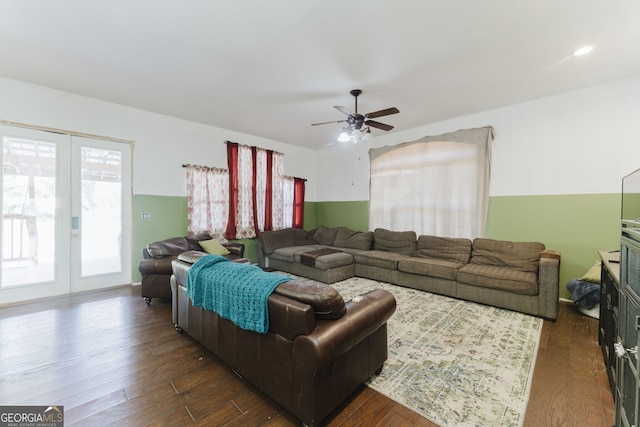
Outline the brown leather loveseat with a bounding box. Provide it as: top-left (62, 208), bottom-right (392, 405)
top-left (138, 232), bottom-right (246, 304)
top-left (171, 254), bottom-right (396, 426)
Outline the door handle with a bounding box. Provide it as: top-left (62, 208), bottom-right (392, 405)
top-left (71, 216), bottom-right (80, 237)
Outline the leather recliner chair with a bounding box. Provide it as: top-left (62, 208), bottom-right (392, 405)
top-left (138, 232), bottom-right (246, 304)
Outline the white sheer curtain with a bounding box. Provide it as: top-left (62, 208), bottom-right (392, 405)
top-left (272, 152), bottom-right (289, 229)
top-left (234, 144), bottom-right (257, 238)
top-left (282, 175), bottom-right (294, 229)
top-left (187, 145), bottom-right (297, 239)
top-left (185, 164), bottom-right (228, 240)
top-left (254, 148), bottom-right (267, 232)
top-left (369, 127), bottom-right (493, 239)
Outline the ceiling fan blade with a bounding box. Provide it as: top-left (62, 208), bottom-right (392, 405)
top-left (365, 120), bottom-right (394, 131)
top-left (311, 119), bottom-right (347, 126)
top-left (365, 107), bottom-right (400, 119)
top-left (334, 106), bottom-right (353, 116)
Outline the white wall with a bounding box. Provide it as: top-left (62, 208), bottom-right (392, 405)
top-left (0, 77), bottom-right (318, 199)
top-left (316, 76), bottom-right (640, 201)
top-left (4, 75), bottom-right (640, 203)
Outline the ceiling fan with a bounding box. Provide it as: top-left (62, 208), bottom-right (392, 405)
top-left (311, 89), bottom-right (399, 142)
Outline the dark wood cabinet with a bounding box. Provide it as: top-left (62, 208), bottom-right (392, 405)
top-left (599, 250), bottom-right (621, 394)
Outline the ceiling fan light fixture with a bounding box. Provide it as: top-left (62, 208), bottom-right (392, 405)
top-left (338, 128), bottom-right (351, 142)
top-left (362, 128), bottom-right (373, 142)
top-left (313, 89), bottom-right (398, 144)
top-left (573, 45), bottom-right (593, 57)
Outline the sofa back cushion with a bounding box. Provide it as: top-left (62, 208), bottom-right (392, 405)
top-left (185, 232), bottom-right (213, 250)
top-left (333, 227), bottom-right (374, 251)
top-left (147, 236), bottom-right (191, 258)
top-left (373, 228), bottom-right (417, 255)
top-left (414, 235), bottom-right (472, 263)
top-left (274, 279), bottom-right (346, 320)
top-left (313, 225), bottom-right (339, 246)
top-left (471, 238), bottom-right (545, 273)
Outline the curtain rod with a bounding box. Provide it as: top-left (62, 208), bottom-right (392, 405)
top-left (224, 140), bottom-right (284, 156)
top-left (182, 163), bottom-right (306, 181)
top-left (0, 119), bottom-right (134, 144)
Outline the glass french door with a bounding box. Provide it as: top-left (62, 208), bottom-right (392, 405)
top-left (0, 125), bottom-right (132, 305)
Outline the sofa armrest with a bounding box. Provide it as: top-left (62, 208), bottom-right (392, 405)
top-left (292, 289), bottom-right (396, 370)
top-left (138, 256), bottom-right (176, 276)
top-left (538, 250), bottom-right (561, 320)
top-left (223, 242), bottom-right (245, 257)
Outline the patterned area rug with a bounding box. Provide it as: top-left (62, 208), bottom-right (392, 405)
top-left (284, 274), bottom-right (543, 427)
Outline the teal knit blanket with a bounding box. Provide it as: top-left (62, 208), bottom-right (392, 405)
top-left (186, 255), bottom-right (292, 333)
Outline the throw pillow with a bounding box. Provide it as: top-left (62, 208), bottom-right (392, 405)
top-left (580, 260), bottom-right (601, 283)
top-left (199, 239), bottom-right (230, 256)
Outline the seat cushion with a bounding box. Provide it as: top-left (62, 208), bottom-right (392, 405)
top-left (457, 264), bottom-right (539, 295)
top-left (355, 250), bottom-right (408, 270)
top-left (294, 250), bottom-right (353, 271)
top-left (270, 245), bottom-right (325, 263)
top-left (398, 257), bottom-right (464, 280)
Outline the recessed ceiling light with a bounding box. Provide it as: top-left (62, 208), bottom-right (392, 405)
top-left (573, 46), bottom-right (594, 57)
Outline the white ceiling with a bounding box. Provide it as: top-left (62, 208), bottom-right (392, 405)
top-left (2, 1), bottom-right (640, 150)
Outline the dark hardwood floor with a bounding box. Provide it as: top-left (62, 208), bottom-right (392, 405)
top-left (0, 286), bottom-right (614, 426)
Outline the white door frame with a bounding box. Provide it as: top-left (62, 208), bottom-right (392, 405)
top-left (1, 126), bottom-right (132, 305)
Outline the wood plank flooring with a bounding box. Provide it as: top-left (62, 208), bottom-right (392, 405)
top-left (0, 286), bottom-right (614, 426)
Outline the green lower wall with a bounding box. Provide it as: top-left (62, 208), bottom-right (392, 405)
top-left (132, 195), bottom-right (188, 283)
top-left (132, 195), bottom-right (276, 281)
top-left (485, 194), bottom-right (620, 299)
top-left (133, 193), bottom-right (622, 300)
top-left (305, 200), bottom-right (370, 231)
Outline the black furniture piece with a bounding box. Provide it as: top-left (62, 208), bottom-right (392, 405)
top-left (598, 249), bottom-right (620, 393)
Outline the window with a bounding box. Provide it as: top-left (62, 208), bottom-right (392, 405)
top-left (186, 141), bottom-right (305, 240)
top-left (369, 127), bottom-right (493, 239)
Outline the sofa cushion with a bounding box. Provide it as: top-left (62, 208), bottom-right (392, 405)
top-left (355, 250), bottom-right (408, 270)
top-left (274, 279), bottom-right (346, 320)
top-left (260, 229), bottom-right (296, 255)
top-left (414, 235), bottom-right (472, 263)
top-left (313, 225), bottom-right (339, 246)
top-left (147, 236), bottom-right (190, 258)
top-left (471, 238), bottom-right (545, 273)
top-left (333, 227), bottom-right (374, 251)
top-left (457, 264), bottom-right (539, 295)
top-left (177, 250), bottom-right (208, 264)
top-left (398, 257), bottom-right (464, 281)
top-left (270, 245), bottom-right (324, 263)
top-left (199, 239), bottom-right (231, 256)
top-left (373, 228), bottom-right (417, 255)
top-left (294, 250), bottom-right (353, 270)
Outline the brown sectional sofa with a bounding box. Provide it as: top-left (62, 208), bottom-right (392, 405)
top-left (258, 226), bottom-right (561, 320)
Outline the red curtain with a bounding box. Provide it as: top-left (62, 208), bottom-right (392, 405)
top-left (224, 142), bottom-right (239, 239)
top-left (225, 141), bottom-right (304, 236)
top-left (251, 146), bottom-right (259, 236)
top-left (293, 178), bottom-right (305, 229)
top-left (264, 150), bottom-right (273, 232)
